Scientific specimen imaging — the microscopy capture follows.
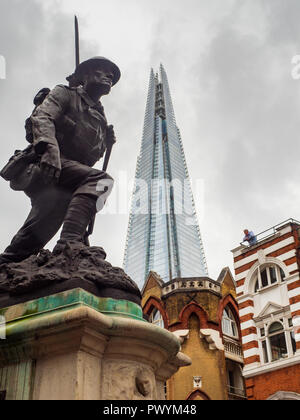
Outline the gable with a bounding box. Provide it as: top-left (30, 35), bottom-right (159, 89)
top-left (256, 302), bottom-right (285, 318)
top-left (144, 275), bottom-right (159, 292)
top-left (141, 272), bottom-right (163, 307)
top-left (219, 268), bottom-right (236, 298)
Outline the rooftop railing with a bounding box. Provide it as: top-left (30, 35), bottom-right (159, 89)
top-left (240, 218), bottom-right (300, 248)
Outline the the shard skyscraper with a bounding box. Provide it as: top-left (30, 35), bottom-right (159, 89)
top-left (123, 65), bottom-right (208, 289)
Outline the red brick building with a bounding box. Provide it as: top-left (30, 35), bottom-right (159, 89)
top-left (231, 219), bottom-right (300, 400)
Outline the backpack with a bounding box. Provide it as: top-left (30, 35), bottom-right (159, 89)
top-left (0, 88), bottom-right (50, 191)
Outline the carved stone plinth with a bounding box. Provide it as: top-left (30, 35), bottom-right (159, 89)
top-left (0, 288), bottom-right (191, 400)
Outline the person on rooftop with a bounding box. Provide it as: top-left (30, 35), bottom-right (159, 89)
top-left (243, 229), bottom-right (257, 246)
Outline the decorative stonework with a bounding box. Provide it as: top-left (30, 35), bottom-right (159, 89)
top-left (162, 278), bottom-right (221, 297)
top-left (102, 361), bottom-right (157, 400)
top-left (254, 302), bottom-right (288, 321)
top-left (257, 249), bottom-right (266, 265)
top-left (193, 376), bottom-right (202, 388)
top-left (267, 391), bottom-right (300, 400)
top-left (200, 329), bottom-right (224, 351)
top-left (172, 329), bottom-right (189, 344)
top-left (0, 294), bottom-right (192, 400)
top-left (223, 336), bottom-right (244, 363)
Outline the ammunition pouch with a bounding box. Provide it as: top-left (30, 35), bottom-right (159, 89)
top-left (0, 145), bottom-right (41, 192)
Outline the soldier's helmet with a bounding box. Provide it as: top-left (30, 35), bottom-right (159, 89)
top-left (67, 56), bottom-right (121, 87)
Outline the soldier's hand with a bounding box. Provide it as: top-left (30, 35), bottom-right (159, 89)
top-left (40, 144), bottom-right (61, 184)
top-left (106, 124), bottom-right (116, 147)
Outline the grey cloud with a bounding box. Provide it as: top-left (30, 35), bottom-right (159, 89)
top-left (1, 0), bottom-right (300, 280)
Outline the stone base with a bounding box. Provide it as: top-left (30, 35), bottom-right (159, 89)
top-left (0, 289), bottom-right (191, 400)
top-left (0, 277), bottom-right (140, 308)
top-left (0, 244), bottom-right (142, 305)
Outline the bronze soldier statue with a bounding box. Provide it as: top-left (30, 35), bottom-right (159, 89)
top-left (0, 56), bottom-right (120, 264)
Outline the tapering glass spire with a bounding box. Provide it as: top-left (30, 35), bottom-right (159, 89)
top-left (123, 66), bottom-right (208, 289)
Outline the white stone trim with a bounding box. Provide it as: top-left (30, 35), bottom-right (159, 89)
top-left (237, 295), bottom-right (254, 304)
top-left (234, 253), bottom-right (257, 270)
top-left (288, 287), bottom-right (300, 299)
top-left (243, 362), bottom-right (260, 371)
top-left (231, 246), bottom-right (247, 258)
top-left (287, 274), bottom-right (300, 284)
top-left (172, 329), bottom-right (189, 344)
top-left (287, 262), bottom-right (298, 274)
top-left (239, 307), bottom-right (254, 317)
top-left (236, 286), bottom-right (244, 296)
top-left (243, 352), bottom-right (300, 378)
top-left (277, 225), bottom-right (293, 235)
top-left (243, 347), bottom-right (259, 359)
top-left (241, 320), bottom-right (256, 331)
top-left (200, 329), bottom-right (224, 351)
top-left (267, 391), bottom-right (300, 400)
top-left (236, 270), bottom-right (249, 282)
top-left (290, 302), bottom-right (300, 313)
top-left (277, 249), bottom-right (296, 263)
top-left (242, 334), bottom-right (258, 345)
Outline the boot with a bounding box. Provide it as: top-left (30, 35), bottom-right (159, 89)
top-left (0, 254), bottom-right (15, 265)
top-left (54, 194), bottom-right (96, 253)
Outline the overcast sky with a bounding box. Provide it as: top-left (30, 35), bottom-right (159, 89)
top-left (1, 0), bottom-right (300, 281)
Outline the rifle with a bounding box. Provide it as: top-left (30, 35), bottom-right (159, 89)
top-left (83, 141), bottom-right (115, 246)
top-left (74, 17), bottom-right (115, 245)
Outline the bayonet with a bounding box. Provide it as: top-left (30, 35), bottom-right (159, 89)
top-left (75, 15), bottom-right (80, 67)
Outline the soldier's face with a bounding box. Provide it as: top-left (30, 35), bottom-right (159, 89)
top-left (86, 67), bottom-right (114, 95)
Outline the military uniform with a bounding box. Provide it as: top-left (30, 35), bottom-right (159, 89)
top-left (1, 83), bottom-right (114, 263)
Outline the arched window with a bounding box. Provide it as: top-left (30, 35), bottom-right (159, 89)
top-left (254, 264), bottom-right (286, 292)
top-left (259, 317), bottom-right (296, 364)
top-left (222, 307), bottom-right (238, 338)
top-left (267, 391), bottom-right (300, 400)
top-left (268, 322), bottom-right (288, 361)
top-left (149, 307), bottom-right (165, 328)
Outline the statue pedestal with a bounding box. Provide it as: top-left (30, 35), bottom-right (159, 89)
top-left (0, 288), bottom-right (190, 400)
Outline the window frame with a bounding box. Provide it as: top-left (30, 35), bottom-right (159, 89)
top-left (253, 264), bottom-right (286, 293)
top-left (258, 316), bottom-right (296, 365)
top-left (222, 306), bottom-right (239, 339)
top-left (149, 307), bottom-right (165, 329)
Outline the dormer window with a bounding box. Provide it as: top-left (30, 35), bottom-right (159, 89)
top-left (254, 264), bottom-right (285, 293)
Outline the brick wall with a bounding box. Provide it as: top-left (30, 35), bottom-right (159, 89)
top-left (245, 364), bottom-right (300, 400)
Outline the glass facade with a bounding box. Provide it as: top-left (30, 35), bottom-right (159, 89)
top-left (123, 65), bottom-right (208, 289)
